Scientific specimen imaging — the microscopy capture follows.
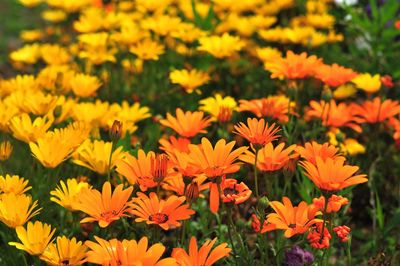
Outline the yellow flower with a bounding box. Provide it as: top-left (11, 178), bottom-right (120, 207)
top-left (71, 100), bottom-right (110, 128)
top-left (0, 175), bottom-right (31, 195)
top-left (9, 114), bottom-right (53, 143)
top-left (129, 39), bottom-right (165, 60)
top-left (78, 33), bottom-right (116, 65)
top-left (105, 101), bottom-right (151, 136)
top-left (256, 47), bottom-right (282, 63)
top-left (0, 100), bottom-right (19, 133)
top-left (50, 178), bottom-right (91, 211)
top-left (0, 141), bottom-right (13, 161)
top-left (141, 15), bottom-right (182, 36)
top-left (136, 0), bottom-right (173, 13)
top-left (40, 236), bottom-right (87, 266)
top-left (197, 33), bottom-right (245, 58)
top-left (9, 221), bottom-right (55, 255)
top-left (0, 74), bottom-right (39, 96)
top-left (36, 65), bottom-right (74, 92)
top-left (29, 122), bottom-right (90, 168)
top-left (169, 69), bottom-right (210, 94)
top-left (306, 14), bottom-right (335, 29)
top-left (41, 9), bottom-right (67, 23)
top-left (352, 73), bottom-right (381, 93)
top-left (8, 90), bottom-right (58, 116)
top-left (40, 44), bottom-right (70, 65)
top-left (9, 43), bottom-right (41, 64)
top-left (72, 140), bottom-right (125, 175)
top-left (341, 139), bottom-right (366, 156)
top-left (333, 84), bottom-right (357, 99)
top-left (74, 8), bottom-right (104, 33)
top-left (171, 22), bottom-right (207, 43)
top-left (18, 0), bottom-right (43, 7)
top-left (20, 29), bottom-right (44, 42)
top-left (46, 0), bottom-right (91, 13)
top-left (0, 193), bottom-right (41, 228)
top-left (199, 93), bottom-right (237, 118)
top-left (69, 73), bottom-right (102, 98)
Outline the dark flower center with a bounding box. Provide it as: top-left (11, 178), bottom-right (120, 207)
top-left (149, 213), bottom-right (168, 223)
top-left (224, 187), bottom-right (238, 196)
top-left (61, 260), bottom-right (70, 266)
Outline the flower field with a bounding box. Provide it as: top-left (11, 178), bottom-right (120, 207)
top-left (0, 0), bottom-right (399, 265)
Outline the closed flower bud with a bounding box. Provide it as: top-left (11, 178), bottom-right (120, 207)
top-left (0, 141), bottom-right (13, 161)
top-left (109, 120), bottom-right (123, 141)
top-left (217, 105), bottom-right (232, 123)
top-left (150, 154), bottom-right (168, 183)
top-left (185, 182), bottom-right (199, 203)
top-left (258, 196), bottom-right (270, 209)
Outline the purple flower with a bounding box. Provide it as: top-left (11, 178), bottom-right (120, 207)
top-left (283, 246), bottom-right (314, 266)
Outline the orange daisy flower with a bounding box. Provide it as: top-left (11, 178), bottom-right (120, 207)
top-left (221, 178), bottom-right (252, 205)
top-left (314, 63), bottom-right (357, 87)
top-left (264, 197), bottom-right (321, 238)
top-left (130, 192), bottom-right (195, 230)
top-left (240, 143), bottom-right (297, 172)
top-left (188, 138), bottom-right (248, 179)
top-left (234, 118), bottom-right (280, 146)
top-left (166, 150), bottom-right (202, 178)
top-left (116, 150), bottom-right (169, 191)
top-left (238, 95), bottom-right (295, 123)
top-left (300, 157), bottom-right (368, 191)
top-left (305, 100), bottom-right (362, 133)
top-left (188, 138), bottom-right (248, 213)
top-left (76, 182), bottom-right (133, 228)
top-left (162, 172), bottom-right (208, 196)
top-left (85, 236), bottom-right (176, 265)
top-left (159, 136), bottom-right (191, 154)
top-left (296, 141), bottom-right (344, 165)
top-left (264, 51), bottom-right (322, 80)
top-left (171, 237), bottom-right (231, 266)
top-left (351, 97), bottom-right (400, 124)
top-left (159, 108), bottom-right (213, 138)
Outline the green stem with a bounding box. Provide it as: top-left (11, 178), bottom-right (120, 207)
top-left (254, 146), bottom-right (260, 198)
top-left (107, 142), bottom-right (114, 183)
top-left (180, 219), bottom-right (187, 246)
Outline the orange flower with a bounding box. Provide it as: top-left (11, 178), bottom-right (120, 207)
top-left (76, 182), bottom-right (133, 228)
top-left (306, 100), bottom-right (362, 133)
top-left (314, 63), bottom-right (357, 87)
top-left (351, 97), bottom-right (400, 123)
top-left (264, 197), bottom-right (321, 237)
top-left (312, 195), bottom-right (349, 213)
top-left (307, 222), bottom-right (331, 249)
top-left (85, 236), bottom-right (176, 265)
top-left (300, 157), bottom-right (367, 191)
top-left (159, 108), bottom-right (213, 138)
top-left (240, 143), bottom-right (297, 172)
top-left (130, 192), bottom-right (195, 230)
top-left (238, 96), bottom-right (294, 123)
top-left (296, 141), bottom-right (344, 165)
top-left (188, 138), bottom-right (248, 179)
top-left (221, 178), bottom-right (251, 205)
top-left (166, 150), bottom-right (202, 178)
top-left (162, 173), bottom-right (208, 196)
top-left (234, 118), bottom-right (280, 146)
top-left (116, 150), bottom-right (164, 191)
top-left (264, 51), bottom-right (322, 80)
top-left (171, 237), bottom-right (231, 266)
top-left (333, 225), bottom-right (351, 242)
top-left (159, 136), bottom-right (191, 154)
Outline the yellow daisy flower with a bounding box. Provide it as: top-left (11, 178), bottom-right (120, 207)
top-left (169, 69), bottom-right (210, 94)
top-left (9, 114), bottom-right (53, 143)
top-left (9, 221), bottom-right (55, 255)
top-left (0, 193), bottom-right (41, 228)
top-left (40, 236), bottom-right (87, 266)
top-left (50, 178), bottom-right (91, 211)
top-left (0, 175), bottom-right (31, 195)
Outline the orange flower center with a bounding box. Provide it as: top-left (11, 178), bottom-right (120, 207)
top-left (149, 213), bottom-right (168, 223)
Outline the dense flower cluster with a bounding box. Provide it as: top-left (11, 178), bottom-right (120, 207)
top-left (0, 0), bottom-right (398, 265)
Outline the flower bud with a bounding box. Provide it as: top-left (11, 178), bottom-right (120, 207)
top-left (0, 141), bottom-right (13, 161)
top-left (185, 182), bottom-right (199, 203)
top-left (109, 120), bottom-right (123, 142)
